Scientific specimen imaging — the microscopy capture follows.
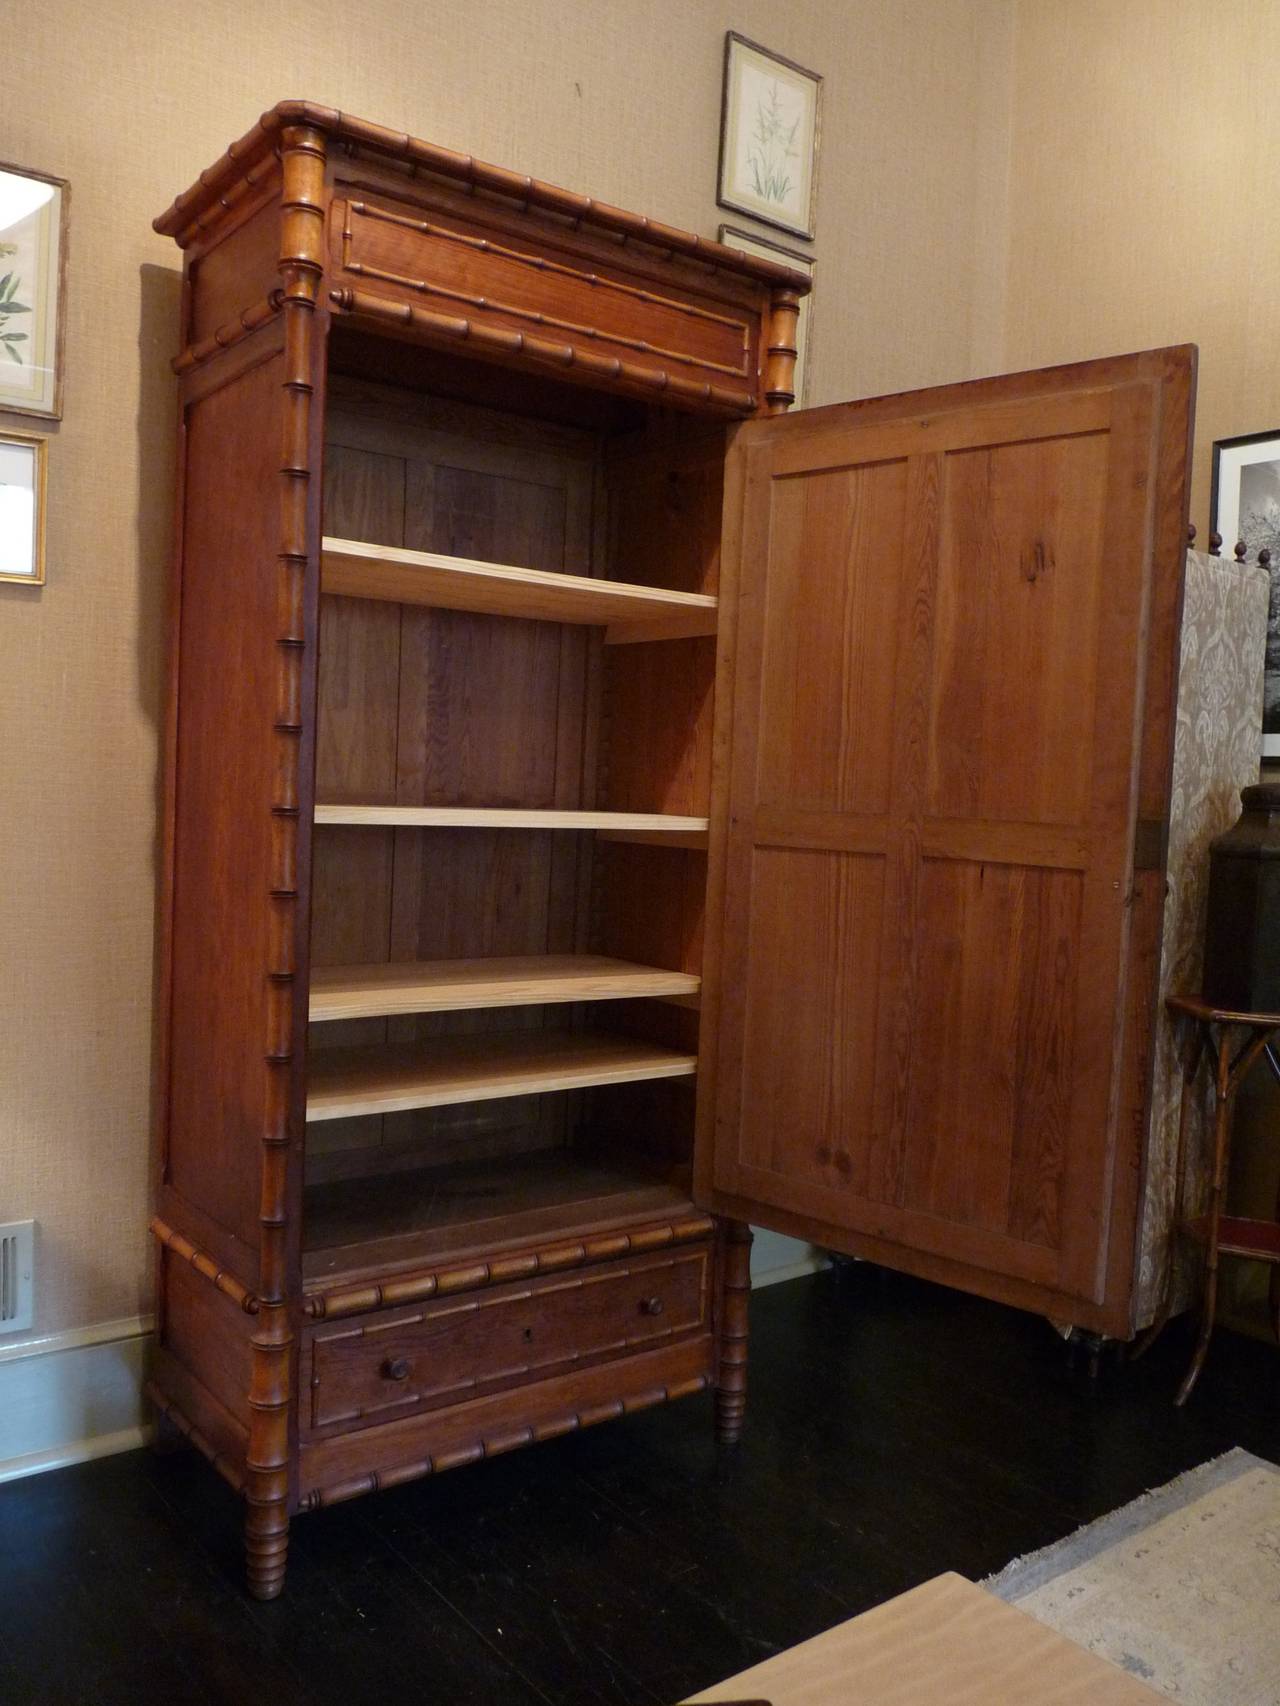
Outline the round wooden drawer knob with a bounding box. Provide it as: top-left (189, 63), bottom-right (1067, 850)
top-left (640, 1296), bottom-right (665, 1317)
top-left (382, 1356), bottom-right (412, 1381)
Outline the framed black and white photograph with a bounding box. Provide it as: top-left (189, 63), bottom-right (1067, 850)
top-left (1212, 430), bottom-right (1280, 756)
top-left (0, 429), bottom-right (47, 585)
top-left (717, 33), bottom-right (822, 240)
top-left (718, 223), bottom-right (814, 406)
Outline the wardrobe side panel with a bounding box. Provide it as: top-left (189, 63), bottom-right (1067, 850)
top-left (164, 350), bottom-right (289, 1275)
top-left (1102, 349), bottom-right (1198, 1324)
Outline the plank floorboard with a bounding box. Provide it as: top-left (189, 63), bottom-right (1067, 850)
top-left (1, 1266), bottom-right (1276, 1706)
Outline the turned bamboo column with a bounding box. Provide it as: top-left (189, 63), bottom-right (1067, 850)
top-left (244, 121), bottom-right (326, 1602)
top-left (715, 1220), bottom-right (753, 1444)
top-left (763, 287), bottom-right (802, 414)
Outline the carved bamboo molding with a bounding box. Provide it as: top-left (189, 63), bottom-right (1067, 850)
top-left (305, 1213), bottom-right (717, 1320)
top-left (299, 1373), bottom-right (709, 1510)
top-left (150, 1216), bottom-right (260, 1313)
top-left (154, 103), bottom-right (813, 300)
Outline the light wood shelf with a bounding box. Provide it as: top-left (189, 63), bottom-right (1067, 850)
top-left (322, 536), bottom-right (717, 643)
top-left (309, 955), bottom-right (701, 1022)
top-left (307, 1029), bottom-right (698, 1122)
top-left (314, 804), bottom-right (710, 833)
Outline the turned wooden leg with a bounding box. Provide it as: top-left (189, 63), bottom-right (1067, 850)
top-left (715, 1220), bottom-right (753, 1446)
top-left (1176, 1041), bottom-right (1234, 1407)
top-left (245, 1300), bottom-right (292, 1599)
top-left (244, 1494), bottom-right (290, 1601)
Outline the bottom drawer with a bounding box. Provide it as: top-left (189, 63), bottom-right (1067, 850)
top-left (298, 1335), bottom-right (714, 1509)
top-left (307, 1243), bottom-right (710, 1431)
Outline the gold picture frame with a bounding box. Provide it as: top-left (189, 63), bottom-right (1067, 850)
top-left (0, 429), bottom-right (48, 585)
top-left (718, 224), bottom-right (815, 407)
top-left (0, 160), bottom-right (69, 420)
top-left (717, 32), bottom-right (822, 241)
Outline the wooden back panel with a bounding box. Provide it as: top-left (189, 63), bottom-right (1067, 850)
top-left (698, 349), bottom-right (1196, 1326)
top-left (308, 382), bottom-right (599, 1182)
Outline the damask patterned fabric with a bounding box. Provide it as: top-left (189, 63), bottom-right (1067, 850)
top-left (1134, 551), bottom-right (1268, 1323)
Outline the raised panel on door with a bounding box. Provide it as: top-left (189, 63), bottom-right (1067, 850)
top-left (697, 349), bottom-right (1195, 1328)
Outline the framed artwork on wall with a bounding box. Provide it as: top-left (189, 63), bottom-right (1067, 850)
top-left (1211, 430), bottom-right (1280, 757)
top-left (718, 223), bottom-right (814, 406)
top-left (0, 429), bottom-right (47, 585)
top-left (0, 162), bottom-right (68, 420)
top-left (718, 32), bottom-right (822, 240)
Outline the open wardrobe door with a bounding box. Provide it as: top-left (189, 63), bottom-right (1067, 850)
top-left (696, 348), bottom-right (1196, 1333)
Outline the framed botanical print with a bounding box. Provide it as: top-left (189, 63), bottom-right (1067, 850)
top-left (0, 430), bottom-right (47, 585)
top-left (718, 223), bottom-right (814, 407)
top-left (0, 162), bottom-right (68, 419)
top-left (718, 32), bottom-right (822, 240)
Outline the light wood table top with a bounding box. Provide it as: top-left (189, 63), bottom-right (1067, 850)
top-left (686, 1573), bottom-right (1164, 1705)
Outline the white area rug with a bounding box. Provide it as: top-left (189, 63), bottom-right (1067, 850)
top-left (985, 1450), bottom-right (1280, 1705)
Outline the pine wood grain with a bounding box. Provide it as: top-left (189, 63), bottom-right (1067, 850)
top-left (310, 956), bottom-right (701, 1021)
top-left (319, 394), bottom-right (600, 1163)
top-left (316, 452), bottom-right (405, 807)
top-left (701, 350), bottom-right (1195, 1322)
top-left (322, 536), bottom-right (717, 639)
top-left (307, 1030), bottom-right (697, 1121)
top-left (314, 804), bottom-right (708, 832)
top-left (165, 352), bottom-right (287, 1258)
top-left (925, 431), bottom-right (1108, 827)
top-left (601, 637), bottom-right (716, 818)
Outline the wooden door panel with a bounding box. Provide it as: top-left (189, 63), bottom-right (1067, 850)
top-left (756, 458), bottom-right (909, 817)
top-left (902, 857), bottom-right (1081, 1242)
top-left (721, 1161), bottom-right (1062, 1287)
top-left (926, 431), bottom-right (1108, 827)
top-left (738, 848), bottom-right (885, 1186)
top-left (699, 349), bottom-right (1196, 1322)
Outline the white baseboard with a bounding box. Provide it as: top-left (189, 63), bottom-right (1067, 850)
top-left (751, 1252), bottom-right (829, 1288)
top-left (0, 1316), bottom-right (154, 1484)
top-left (749, 1227), bottom-right (829, 1288)
top-left (0, 1235), bottom-right (826, 1483)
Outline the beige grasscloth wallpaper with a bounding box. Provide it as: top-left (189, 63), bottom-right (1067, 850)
top-left (5, 0), bottom-right (1279, 1345)
top-left (1003, 0), bottom-right (1280, 533)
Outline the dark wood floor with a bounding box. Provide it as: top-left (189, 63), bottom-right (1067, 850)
top-left (1, 1264), bottom-right (1276, 1706)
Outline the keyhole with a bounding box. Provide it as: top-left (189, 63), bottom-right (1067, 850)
top-left (522, 1327), bottom-right (534, 1342)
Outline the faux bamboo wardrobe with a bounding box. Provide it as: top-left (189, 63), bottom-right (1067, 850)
top-left (152, 102), bottom-right (1200, 1600)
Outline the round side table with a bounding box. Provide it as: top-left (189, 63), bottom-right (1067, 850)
top-left (1155, 994), bottom-right (1280, 1404)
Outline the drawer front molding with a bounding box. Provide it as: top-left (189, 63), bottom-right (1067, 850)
top-left (307, 1246), bottom-right (709, 1431)
top-left (298, 1339), bottom-right (714, 1510)
top-left (336, 198), bottom-right (754, 386)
